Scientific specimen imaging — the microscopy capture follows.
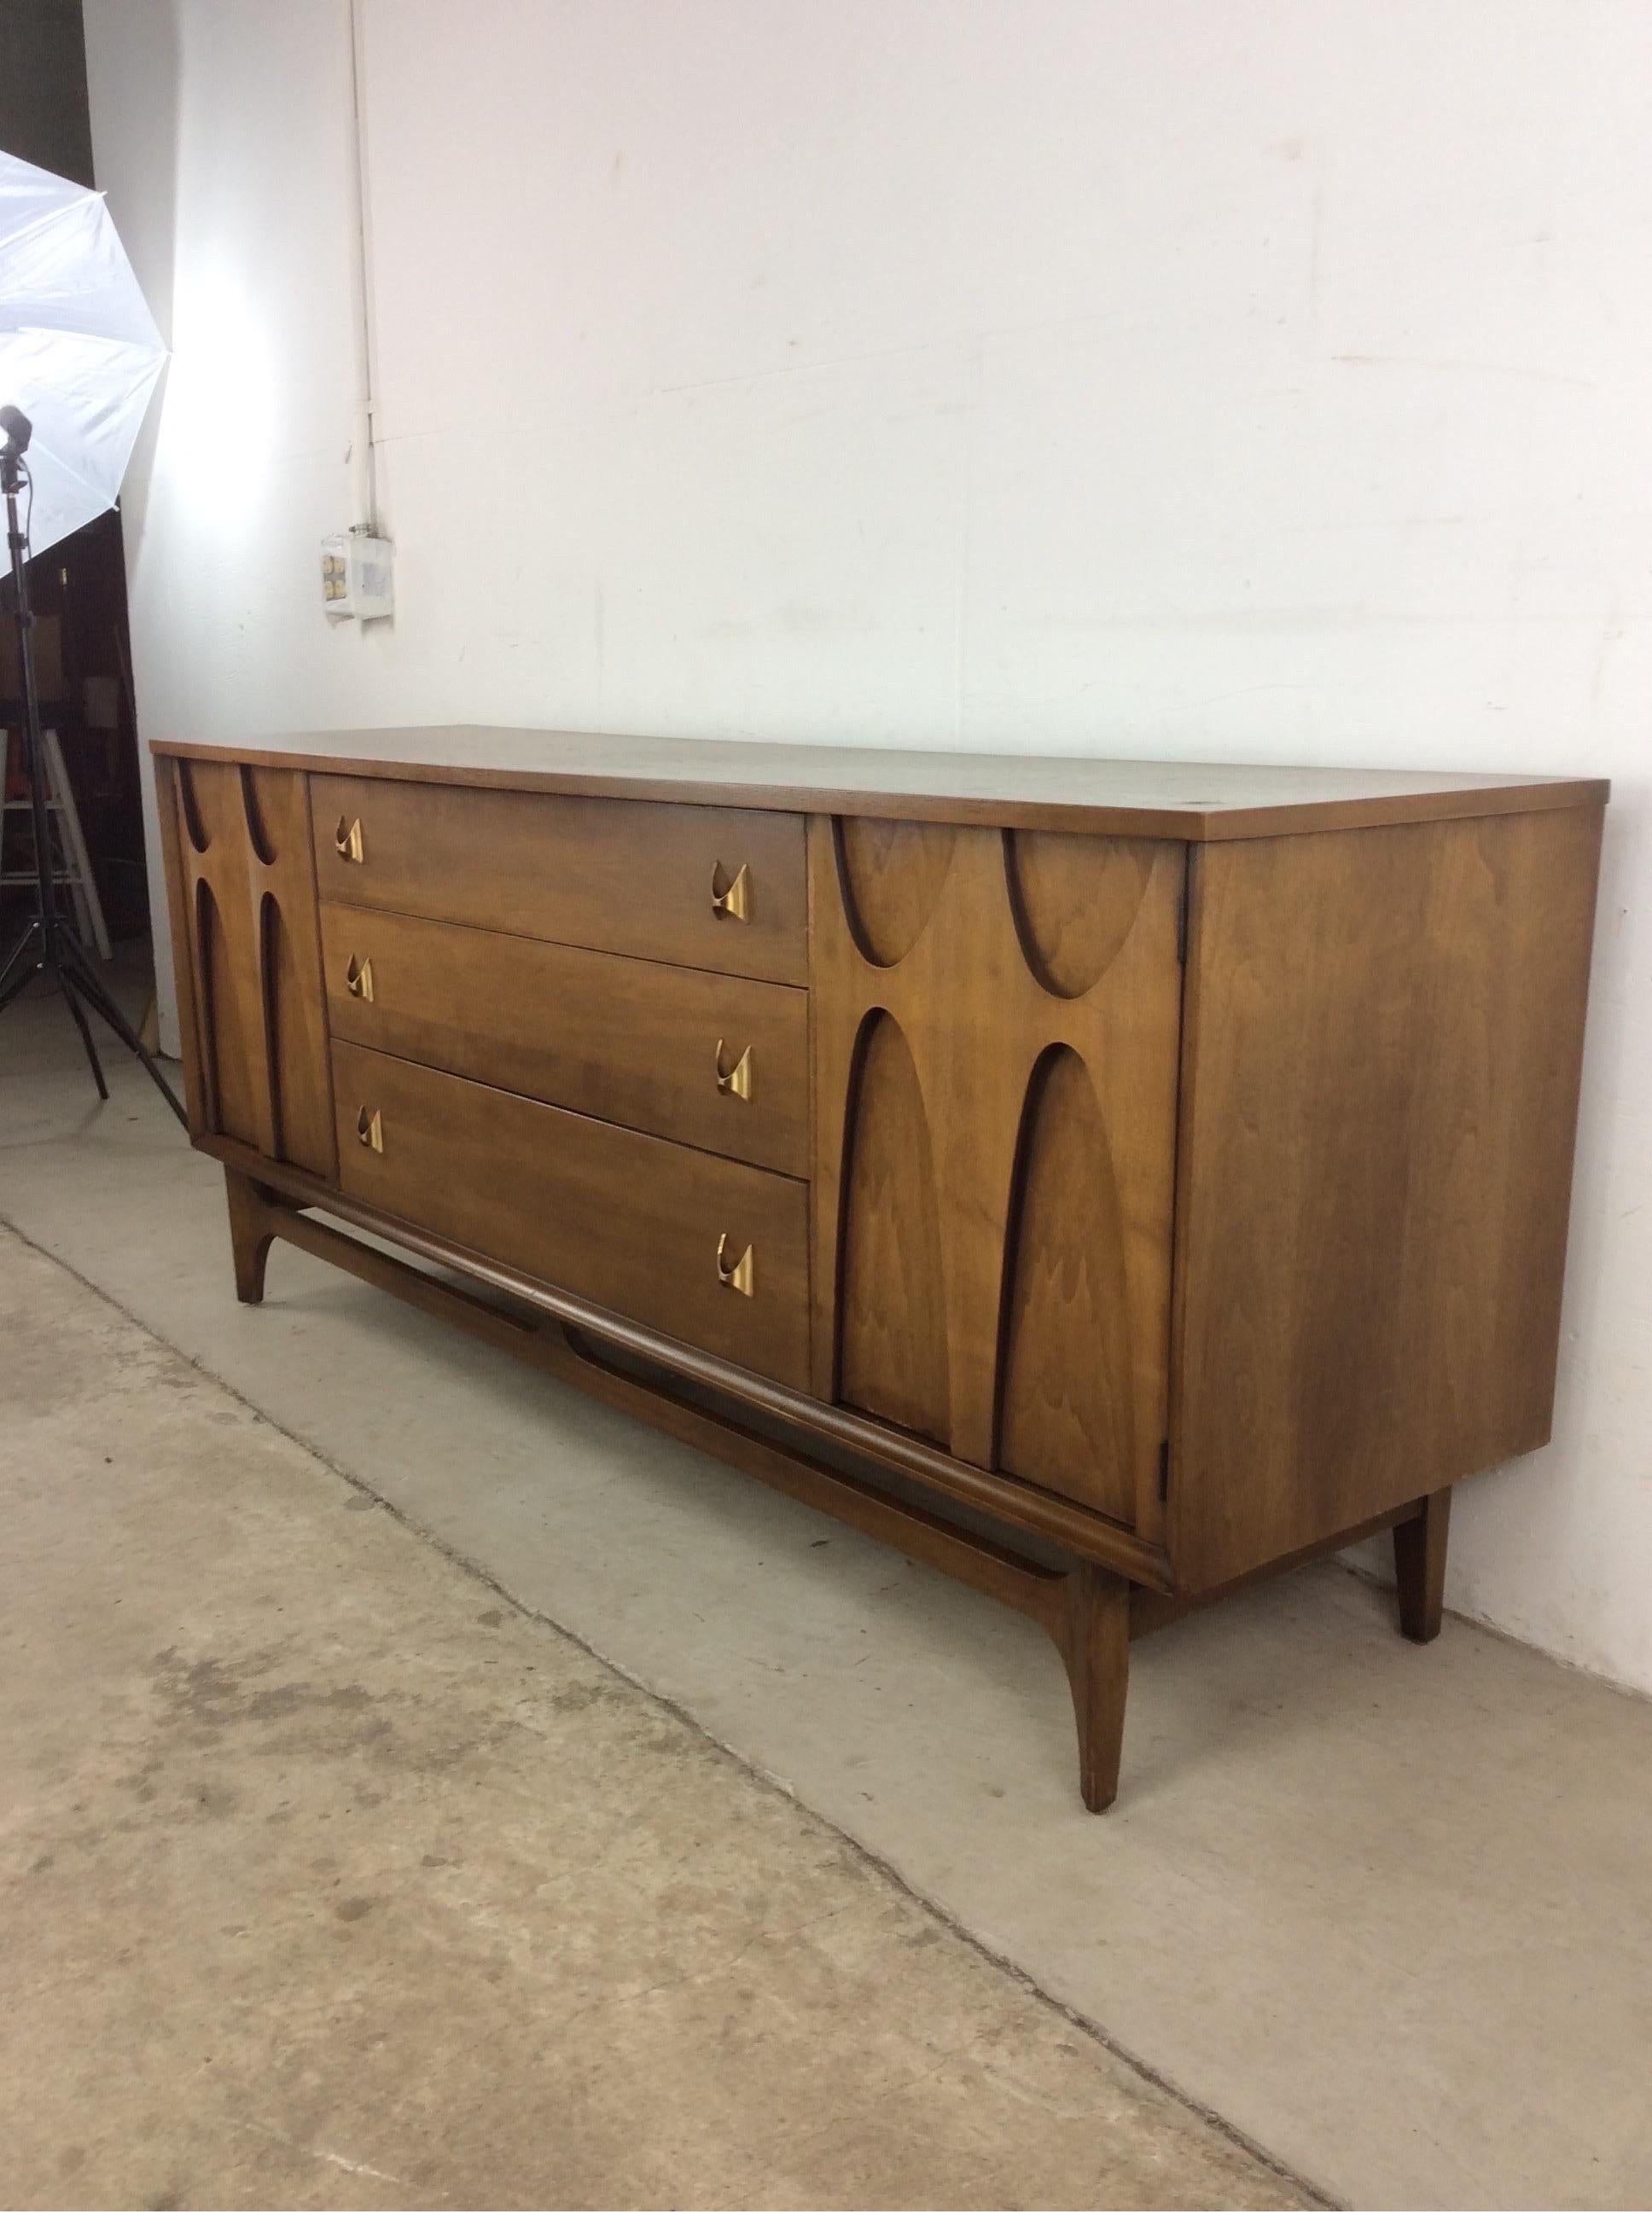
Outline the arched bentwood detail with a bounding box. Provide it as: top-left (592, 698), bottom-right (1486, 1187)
top-left (835, 1006), bottom-right (952, 1446)
top-left (166, 759), bottom-right (336, 1181)
top-left (810, 812), bottom-right (1184, 1804)
top-left (995, 1043), bottom-right (1137, 1524)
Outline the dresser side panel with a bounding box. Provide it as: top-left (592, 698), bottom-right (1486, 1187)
top-left (1172, 805), bottom-right (1605, 1592)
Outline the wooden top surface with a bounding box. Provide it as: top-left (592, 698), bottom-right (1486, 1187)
top-left (151, 727), bottom-right (1608, 840)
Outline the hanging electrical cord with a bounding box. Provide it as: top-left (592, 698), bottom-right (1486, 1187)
top-left (346, 0), bottom-right (381, 538)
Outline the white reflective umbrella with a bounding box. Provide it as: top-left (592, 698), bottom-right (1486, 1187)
top-left (0, 149), bottom-right (166, 560)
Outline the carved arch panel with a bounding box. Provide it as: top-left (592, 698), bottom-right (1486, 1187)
top-left (167, 760), bottom-right (335, 1179)
top-left (811, 818), bottom-right (1184, 1535)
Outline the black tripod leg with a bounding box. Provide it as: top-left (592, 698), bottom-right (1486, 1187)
top-left (0, 924), bottom-right (44, 1015)
top-left (58, 935), bottom-right (189, 1128)
top-left (56, 968), bottom-right (110, 1100)
top-left (0, 957), bottom-right (42, 1018)
top-left (0, 915), bottom-right (38, 1000)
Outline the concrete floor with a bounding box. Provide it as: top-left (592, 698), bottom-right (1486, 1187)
top-left (4, 965), bottom-right (1652, 2209)
top-left (2, 1223), bottom-right (1308, 2211)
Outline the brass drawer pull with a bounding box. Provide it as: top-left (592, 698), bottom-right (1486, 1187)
top-left (345, 954), bottom-right (375, 1002)
top-left (715, 1233), bottom-right (753, 1296)
top-left (713, 1038), bottom-right (753, 1100)
top-left (356, 1107), bottom-right (383, 1153)
top-left (334, 816), bottom-right (364, 863)
top-left (710, 860), bottom-right (751, 921)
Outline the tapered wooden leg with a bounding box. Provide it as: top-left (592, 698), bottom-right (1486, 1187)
top-left (1393, 1485), bottom-right (1451, 1643)
top-left (1056, 1562), bottom-right (1131, 1812)
top-left (224, 1168), bottom-right (276, 1305)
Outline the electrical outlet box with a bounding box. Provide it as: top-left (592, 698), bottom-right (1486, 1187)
top-left (321, 532), bottom-right (393, 621)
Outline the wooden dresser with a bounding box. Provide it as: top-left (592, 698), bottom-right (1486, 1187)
top-left (152, 729), bottom-right (1607, 1810)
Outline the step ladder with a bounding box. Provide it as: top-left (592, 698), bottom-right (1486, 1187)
top-left (1, 726), bottom-right (113, 960)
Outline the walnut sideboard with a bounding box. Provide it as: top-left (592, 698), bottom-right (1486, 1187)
top-left (152, 729), bottom-right (1607, 1810)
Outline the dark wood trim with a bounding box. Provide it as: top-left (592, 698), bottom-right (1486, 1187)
top-left (152, 758), bottom-right (209, 1136)
top-left (219, 1172), bottom-right (1471, 1814)
top-left (560, 1328), bottom-right (1064, 1619)
top-left (1129, 1500), bottom-right (1423, 1638)
top-left (224, 1168), bottom-right (276, 1302)
top-left (224, 1170), bottom-right (1142, 1810)
top-left (201, 1132), bottom-right (1176, 1592)
top-left (1056, 1565), bottom-right (1131, 1812)
top-left (149, 733), bottom-right (1608, 844)
top-left (1393, 1486), bottom-right (1451, 1642)
top-left (1164, 835), bottom-right (1208, 1576)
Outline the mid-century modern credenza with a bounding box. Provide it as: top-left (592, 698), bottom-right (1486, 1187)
top-left (152, 729), bottom-right (1607, 1810)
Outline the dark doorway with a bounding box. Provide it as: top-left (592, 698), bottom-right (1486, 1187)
top-left (0, 0), bottom-right (152, 953)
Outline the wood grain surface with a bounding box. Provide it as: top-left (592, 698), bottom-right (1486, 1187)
top-left (166, 759), bottom-right (334, 1178)
top-left (332, 1040), bottom-right (811, 1389)
top-left (151, 727), bottom-right (1607, 842)
top-left (812, 816), bottom-right (1184, 1531)
top-left (309, 772), bottom-right (807, 984)
top-left (1171, 805), bottom-right (1605, 1590)
top-left (319, 903), bottom-right (810, 1176)
top-left (156, 728), bottom-right (1611, 1810)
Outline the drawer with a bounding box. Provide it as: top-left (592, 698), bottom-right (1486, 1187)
top-left (320, 903), bottom-right (809, 1177)
top-left (311, 774), bottom-right (806, 985)
top-left (333, 1041), bottom-right (811, 1389)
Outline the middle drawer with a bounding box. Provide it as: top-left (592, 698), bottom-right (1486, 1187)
top-left (320, 903), bottom-right (809, 1177)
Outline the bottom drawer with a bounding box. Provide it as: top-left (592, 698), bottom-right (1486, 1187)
top-left (333, 1041), bottom-right (811, 1389)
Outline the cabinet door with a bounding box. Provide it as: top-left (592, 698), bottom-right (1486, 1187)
top-left (160, 757), bottom-right (335, 1179)
top-left (811, 818), bottom-right (1184, 1534)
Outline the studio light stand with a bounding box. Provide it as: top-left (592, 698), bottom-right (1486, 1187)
top-left (0, 404), bottom-right (185, 1125)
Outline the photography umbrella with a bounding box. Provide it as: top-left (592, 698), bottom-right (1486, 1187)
top-left (0, 150), bottom-right (167, 559)
top-left (0, 148), bottom-right (182, 1122)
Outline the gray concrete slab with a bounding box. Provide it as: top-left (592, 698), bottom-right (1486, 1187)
top-left (1, 1223), bottom-right (1306, 2211)
top-left (4, 970), bottom-right (1651, 2209)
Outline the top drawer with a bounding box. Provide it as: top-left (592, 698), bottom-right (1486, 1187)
top-left (310, 774), bottom-right (807, 985)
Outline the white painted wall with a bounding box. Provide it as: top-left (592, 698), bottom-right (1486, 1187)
top-left (84, 0), bottom-right (1651, 1693)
